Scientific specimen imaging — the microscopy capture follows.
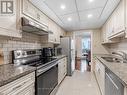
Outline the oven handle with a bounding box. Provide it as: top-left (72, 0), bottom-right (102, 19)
top-left (37, 62), bottom-right (58, 76)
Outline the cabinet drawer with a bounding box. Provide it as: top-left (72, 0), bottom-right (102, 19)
top-left (0, 72), bottom-right (35, 95)
top-left (17, 83), bottom-right (35, 95)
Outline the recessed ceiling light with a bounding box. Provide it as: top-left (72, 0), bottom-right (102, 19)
top-left (88, 14), bottom-right (93, 18)
top-left (67, 17), bottom-right (72, 21)
top-left (89, 0), bottom-right (94, 2)
top-left (60, 4), bottom-right (66, 10)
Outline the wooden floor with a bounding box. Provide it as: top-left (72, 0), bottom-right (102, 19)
top-left (75, 57), bottom-right (91, 72)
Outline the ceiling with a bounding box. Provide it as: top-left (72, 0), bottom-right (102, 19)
top-left (30, 0), bottom-right (121, 32)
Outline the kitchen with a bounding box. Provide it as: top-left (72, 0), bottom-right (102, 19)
top-left (0, 0), bottom-right (127, 95)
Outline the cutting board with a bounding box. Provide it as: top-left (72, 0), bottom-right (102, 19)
top-left (0, 49), bottom-right (4, 64)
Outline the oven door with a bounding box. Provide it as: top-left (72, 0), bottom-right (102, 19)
top-left (36, 64), bottom-right (58, 95)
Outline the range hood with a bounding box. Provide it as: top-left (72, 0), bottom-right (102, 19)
top-left (21, 17), bottom-right (49, 35)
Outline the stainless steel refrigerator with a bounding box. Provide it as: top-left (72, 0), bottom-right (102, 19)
top-left (60, 37), bottom-right (75, 76)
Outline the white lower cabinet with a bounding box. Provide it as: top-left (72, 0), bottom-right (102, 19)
top-left (17, 84), bottom-right (35, 95)
top-left (95, 58), bottom-right (105, 95)
top-left (58, 57), bottom-right (67, 85)
top-left (0, 72), bottom-right (35, 95)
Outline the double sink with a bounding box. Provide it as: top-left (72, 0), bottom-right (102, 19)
top-left (101, 57), bottom-right (127, 63)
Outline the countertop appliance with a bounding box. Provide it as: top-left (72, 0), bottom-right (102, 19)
top-left (59, 37), bottom-right (75, 76)
top-left (42, 47), bottom-right (54, 57)
top-left (12, 49), bottom-right (58, 95)
top-left (105, 68), bottom-right (124, 95)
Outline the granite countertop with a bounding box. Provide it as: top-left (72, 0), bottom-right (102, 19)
top-left (0, 64), bottom-right (36, 87)
top-left (95, 54), bottom-right (127, 86)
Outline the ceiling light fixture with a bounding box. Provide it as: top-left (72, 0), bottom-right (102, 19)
top-left (60, 4), bottom-right (66, 10)
top-left (89, 0), bottom-right (94, 2)
top-left (67, 17), bottom-right (72, 21)
top-left (88, 14), bottom-right (93, 18)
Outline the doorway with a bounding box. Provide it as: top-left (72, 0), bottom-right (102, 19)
top-left (75, 32), bottom-right (91, 72)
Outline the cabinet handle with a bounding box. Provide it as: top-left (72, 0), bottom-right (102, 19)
top-left (12, 81), bottom-right (27, 91)
top-left (106, 73), bottom-right (119, 90)
top-left (12, 85), bottom-right (22, 91)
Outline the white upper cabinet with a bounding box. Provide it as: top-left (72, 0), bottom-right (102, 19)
top-left (125, 0), bottom-right (127, 38)
top-left (102, 0), bottom-right (125, 43)
top-left (55, 25), bottom-right (61, 44)
top-left (41, 19), bottom-right (55, 43)
top-left (0, 0), bottom-right (65, 40)
top-left (41, 19), bottom-right (65, 44)
top-left (111, 0), bottom-right (125, 37)
top-left (22, 0), bottom-right (65, 44)
top-left (22, 0), bottom-right (37, 20)
top-left (102, 17), bottom-right (119, 44)
top-left (101, 23), bottom-right (106, 43)
top-left (22, 0), bottom-right (48, 26)
top-left (0, 0), bottom-right (22, 38)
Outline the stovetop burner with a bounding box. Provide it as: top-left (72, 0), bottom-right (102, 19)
top-left (18, 58), bottom-right (57, 67)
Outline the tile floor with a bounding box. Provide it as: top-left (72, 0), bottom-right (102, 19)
top-left (56, 71), bottom-right (101, 95)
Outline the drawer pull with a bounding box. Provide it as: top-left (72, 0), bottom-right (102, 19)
top-left (12, 81), bottom-right (27, 91)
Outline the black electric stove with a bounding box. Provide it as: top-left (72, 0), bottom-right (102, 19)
top-left (12, 49), bottom-right (57, 67)
top-left (12, 49), bottom-right (58, 95)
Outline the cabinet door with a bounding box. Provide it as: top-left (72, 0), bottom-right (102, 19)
top-left (114, 0), bottom-right (125, 34)
top-left (39, 11), bottom-right (49, 26)
top-left (105, 21), bottom-right (110, 42)
top-left (56, 26), bottom-right (60, 44)
top-left (58, 60), bottom-right (63, 84)
top-left (22, 0), bottom-right (37, 20)
top-left (0, 72), bottom-right (35, 95)
top-left (0, 0), bottom-right (21, 38)
top-left (58, 57), bottom-right (67, 85)
top-left (48, 19), bottom-right (55, 43)
top-left (102, 24), bottom-right (106, 43)
top-left (53, 23), bottom-right (59, 44)
top-left (19, 84), bottom-right (34, 95)
top-left (108, 16), bottom-right (115, 37)
top-left (95, 58), bottom-right (105, 95)
top-left (17, 84), bottom-right (35, 95)
top-left (62, 57), bottom-right (67, 76)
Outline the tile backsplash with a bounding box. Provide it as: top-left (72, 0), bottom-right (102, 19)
top-left (109, 38), bottom-right (127, 53)
top-left (0, 32), bottom-right (53, 64)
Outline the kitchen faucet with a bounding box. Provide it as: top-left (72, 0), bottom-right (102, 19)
top-left (112, 51), bottom-right (127, 61)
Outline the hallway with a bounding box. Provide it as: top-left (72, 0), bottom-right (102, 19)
top-left (75, 59), bottom-right (91, 72)
top-left (56, 71), bottom-right (101, 95)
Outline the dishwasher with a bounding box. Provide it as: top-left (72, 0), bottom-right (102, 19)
top-left (105, 68), bottom-right (124, 95)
